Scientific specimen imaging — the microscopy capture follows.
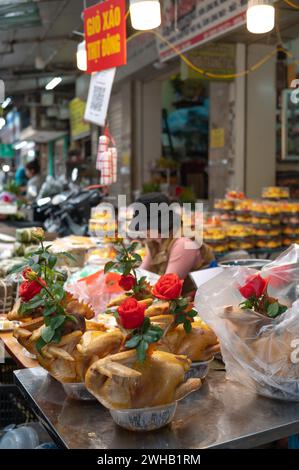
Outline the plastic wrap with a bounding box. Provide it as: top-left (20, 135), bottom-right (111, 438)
top-left (66, 269), bottom-right (123, 314)
top-left (195, 244), bottom-right (299, 401)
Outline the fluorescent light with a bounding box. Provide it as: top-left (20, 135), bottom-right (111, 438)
top-left (2, 164), bottom-right (10, 173)
top-left (0, 117), bottom-right (5, 129)
top-left (130, 0), bottom-right (161, 30)
top-left (246, 0), bottom-right (275, 34)
top-left (45, 76), bottom-right (62, 90)
top-left (14, 141), bottom-right (28, 150)
top-left (76, 40), bottom-right (87, 71)
top-left (2, 97), bottom-right (12, 109)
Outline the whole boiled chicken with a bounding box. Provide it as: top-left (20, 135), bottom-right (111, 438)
top-left (14, 317), bottom-right (124, 383)
top-left (151, 315), bottom-right (219, 362)
top-left (85, 349), bottom-right (201, 409)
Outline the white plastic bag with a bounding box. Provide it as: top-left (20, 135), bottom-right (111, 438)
top-left (195, 244), bottom-right (299, 401)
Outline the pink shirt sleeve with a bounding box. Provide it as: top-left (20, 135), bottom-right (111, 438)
top-left (165, 238), bottom-right (201, 280)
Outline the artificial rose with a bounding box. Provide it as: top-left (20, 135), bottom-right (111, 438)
top-left (152, 273), bottom-right (183, 300)
top-left (119, 274), bottom-right (136, 291)
top-left (239, 274), bottom-right (268, 299)
top-left (117, 297), bottom-right (146, 330)
top-left (19, 278), bottom-right (46, 302)
top-left (22, 267), bottom-right (36, 281)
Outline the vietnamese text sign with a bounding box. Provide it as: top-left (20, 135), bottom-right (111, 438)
top-left (69, 98), bottom-right (90, 140)
top-left (84, 0), bottom-right (126, 73)
top-left (158, 0), bottom-right (247, 61)
top-left (84, 68), bottom-right (116, 126)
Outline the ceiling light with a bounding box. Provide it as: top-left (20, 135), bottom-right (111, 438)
top-left (14, 141), bottom-right (28, 150)
top-left (45, 76), bottom-right (62, 91)
top-left (246, 0), bottom-right (275, 34)
top-left (2, 164), bottom-right (10, 173)
top-left (2, 97), bottom-right (12, 109)
top-left (76, 40), bottom-right (87, 71)
top-left (129, 0), bottom-right (161, 31)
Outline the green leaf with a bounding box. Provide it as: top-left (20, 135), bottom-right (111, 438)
top-left (41, 326), bottom-right (55, 343)
top-left (26, 297), bottom-right (44, 309)
top-left (184, 319), bottom-right (192, 334)
top-left (125, 335), bottom-right (141, 349)
top-left (104, 261), bottom-right (116, 274)
top-left (175, 313), bottom-right (187, 324)
top-left (128, 242), bottom-right (139, 253)
top-left (66, 314), bottom-right (78, 324)
top-left (8, 262), bottom-right (27, 275)
top-left (52, 330), bottom-right (62, 344)
top-left (36, 337), bottom-right (46, 354)
top-left (123, 263), bottom-right (132, 276)
top-left (278, 304), bottom-right (288, 315)
top-left (59, 251), bottom-right (77, 262)
top-left (48, 255), bottom-right (57, 269)
top-left (177, 298), bottom-right (188, 308)
top-left (141, 316), bottom-right (150, 333)
top-left (132, 253), bottom-right (142, 263)
top-left (137, 339), bottom-right (148, 362)
top-left (49, 315), bottom-right (66, 330)
top-left (44, 305), bottom-right (57, 317)
top-left (187, 309), bottom-right (198, 318)
top-left (267, 302), bottom-right (280, 318)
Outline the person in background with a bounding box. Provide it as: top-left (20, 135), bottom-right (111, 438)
top-left (15, 165), bottom-right (28, 193)
top-left (129, 192), bottom-right (215, 294)
top-left (25, 159), bottom-right (42, 201)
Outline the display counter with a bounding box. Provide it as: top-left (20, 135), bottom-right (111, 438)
top-left (14, 367), bottom-right (299, 449)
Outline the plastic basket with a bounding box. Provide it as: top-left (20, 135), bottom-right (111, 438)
top-left (0, 385), bottom-right (36, 428)
top-left (0, 359), bottom-right (19, 385)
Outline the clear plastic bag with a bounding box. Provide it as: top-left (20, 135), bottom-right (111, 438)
top-left (195, 244), bottom-right (299, 401)
top-left (66, 269), bottom-right (123, 314)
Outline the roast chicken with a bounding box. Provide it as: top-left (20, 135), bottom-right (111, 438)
top-left (151, 315), bottom-right (219, 362)
top-left (14, 316), bottom-right (124, 383)
top-left (8, 293), bottom-right (95, 321)
top-left (85, 349), bottom-right (201, 409)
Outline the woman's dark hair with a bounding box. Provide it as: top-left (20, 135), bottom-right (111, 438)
top-left (26, 159), bottom-right (40, 175)
top-left (130, 192), bottom-right (181, 235)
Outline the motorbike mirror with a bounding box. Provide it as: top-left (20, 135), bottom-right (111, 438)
top-left (37, 196), bottom-right (51, 207)
top-left (71, 167), bottom-right (78, 182)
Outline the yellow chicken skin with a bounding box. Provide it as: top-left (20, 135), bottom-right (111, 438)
top-left (151, 315), bottom-right (219, 362)
top-left (85, 349), bottom-right (201, 409)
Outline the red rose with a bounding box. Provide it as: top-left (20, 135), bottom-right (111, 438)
top-left (152, 273), bottom-right (183, 300)
top-left (22, 267), bottom-right (35, 280)
top-left (119, 274), bottom-right (136, 291)
top-left (19, 278), bottom-right (46, 303)
top-left (239, 274), bottom-right (268, 299)
top-left (117, 297), bottom-right (145, 330)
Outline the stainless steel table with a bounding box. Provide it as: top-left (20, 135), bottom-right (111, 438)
top-left (14, 367), bottom-right (299, 449)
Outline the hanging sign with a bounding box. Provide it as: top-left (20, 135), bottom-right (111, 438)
top-left (158, 0), bottom-right (247, 61)
top-left (84, 68), bottom-right (116, 126)
top-left (84, 0), bottom-right (126, 73)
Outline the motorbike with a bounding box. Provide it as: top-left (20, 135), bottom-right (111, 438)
top-left (40, 185), bottom-right (104, 236)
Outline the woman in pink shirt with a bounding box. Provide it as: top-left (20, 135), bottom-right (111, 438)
top-left (129, 193), bottom-right (214, 293)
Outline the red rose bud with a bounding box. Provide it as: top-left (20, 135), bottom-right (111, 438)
top-left (19, 278), bottom-right (46, 303)
top-left (117, 297), bottom-right (146, 330)
top-left (119, 274), bottom-right (136, 291)
top-left (152, 273), bottom-right (183, 300)
top-left (22, 268), bottom-right (37, 281)
top-left (239, 274), bottom-right (268, 299)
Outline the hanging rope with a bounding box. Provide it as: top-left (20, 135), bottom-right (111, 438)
top-left (127, 30), bottom-right (299, 80)
top-left (283, 0), bottom-right (299, 9)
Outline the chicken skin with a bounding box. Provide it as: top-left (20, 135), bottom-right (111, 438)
top-left (85, 349), bottom-right (201, 409)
